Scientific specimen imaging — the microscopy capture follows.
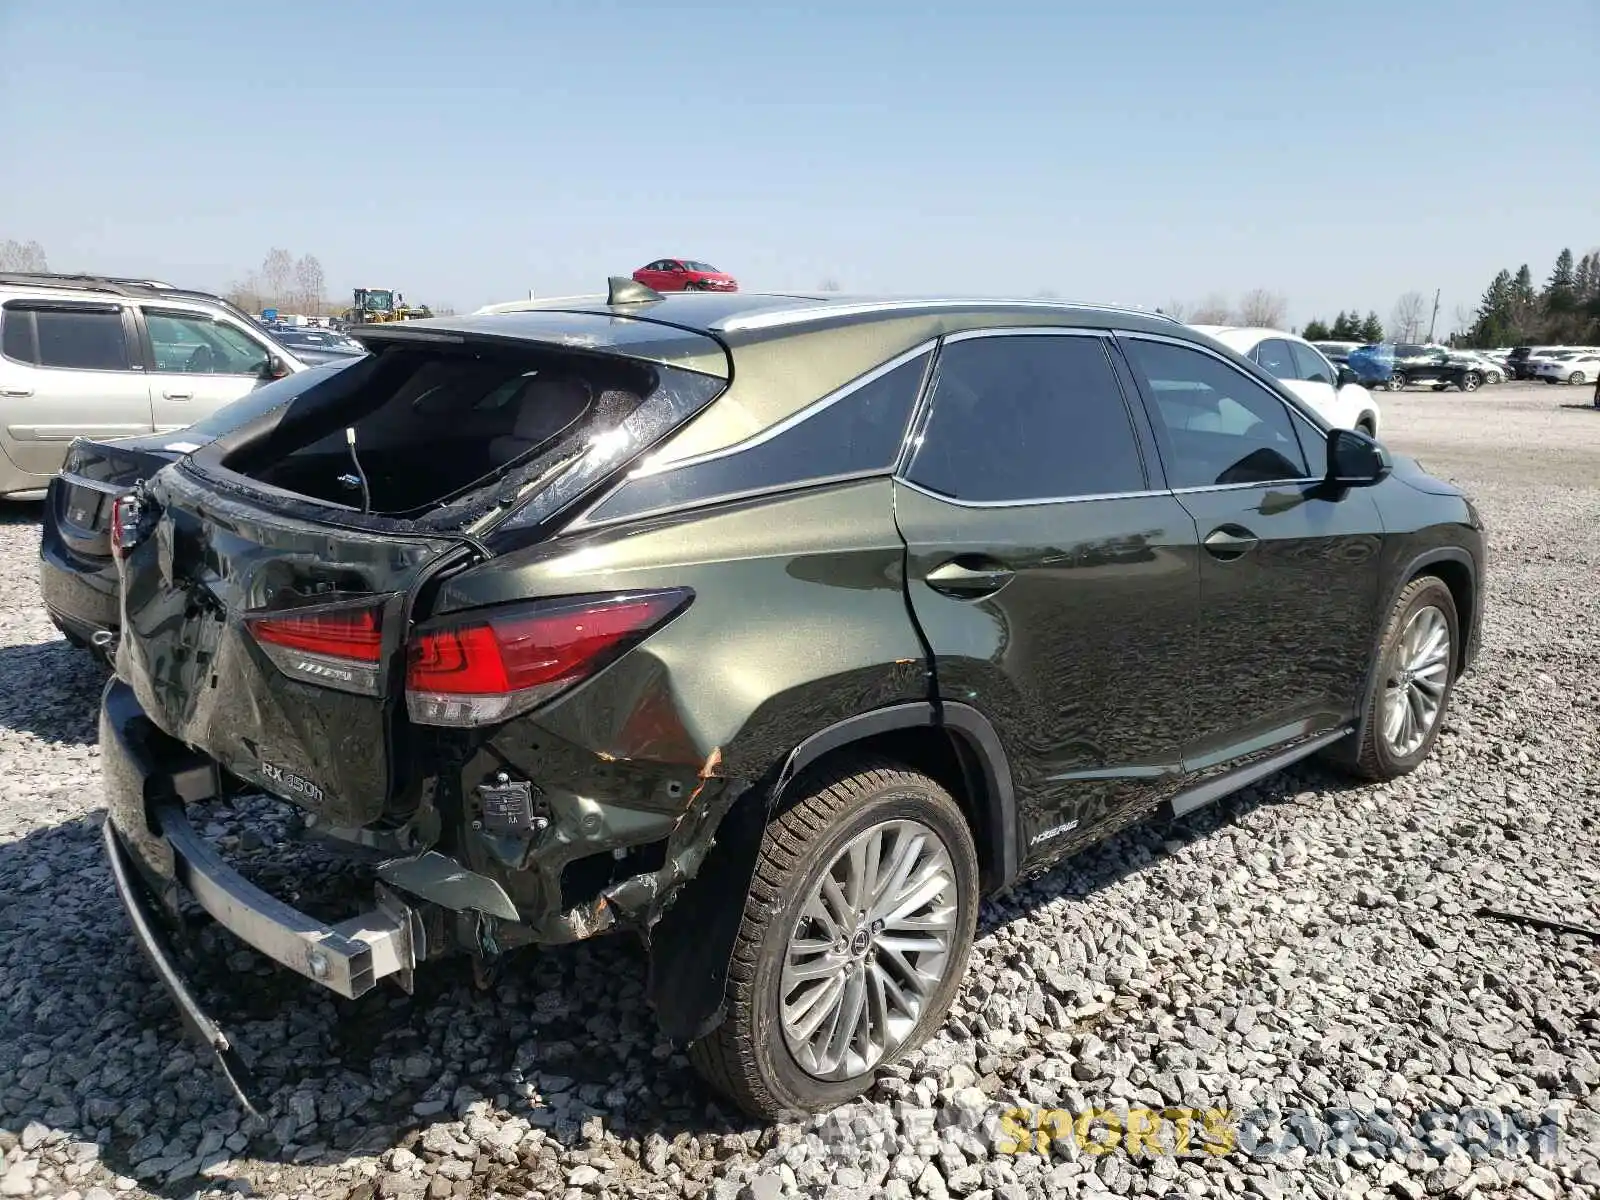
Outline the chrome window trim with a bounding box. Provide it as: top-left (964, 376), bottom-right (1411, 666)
top-left (567, 468), bottom-right (890, 532)
top-left (626, 338), bottom-right (939, 477)
top-left (1168, 478), bottom-right (1321, 495)
top-left (713, 298), bottom-right (1181, 334)
top-left (894, 477), bottom-right (1168, 509)
top-left (939, 325), bottom-right (1106, 343)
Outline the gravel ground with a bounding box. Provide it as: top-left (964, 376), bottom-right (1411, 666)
top-left (1, 382), bottom-right (1596, 1200)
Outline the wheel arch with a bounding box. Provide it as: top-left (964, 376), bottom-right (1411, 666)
top-left (1340, 546), bottom-right (1478, 766)
top-left (646, 700), bottom-right (1018, 1042)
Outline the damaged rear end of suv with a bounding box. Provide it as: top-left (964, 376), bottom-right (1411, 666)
top-left (100, 287), bottom-right (975, 1119)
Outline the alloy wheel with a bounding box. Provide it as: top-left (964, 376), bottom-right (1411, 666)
top-left (1382, 605), bottom-right (1451, 757)
top-left (1571, 371), bottom-right (1586, 386)
top-left (779, 818), bottom-right (958, 1081)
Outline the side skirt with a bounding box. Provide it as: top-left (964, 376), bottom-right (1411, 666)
top-left (1166, 727), bottom-right (1352, 820)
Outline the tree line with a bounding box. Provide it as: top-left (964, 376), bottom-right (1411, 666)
top-left (1458, 248), bottom-right (1600, 348)
top-left (0, 240), bottom-right (50, 272)
top-left (1159, 289), bottom-right (1290, 329)
top-left (225, 248), bottom-right (328, 315)
top-left (1300, 310), bottom-right (1385, 344)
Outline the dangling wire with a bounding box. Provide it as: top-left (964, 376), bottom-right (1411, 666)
top-left (345, 426), bottom-right (371, 514)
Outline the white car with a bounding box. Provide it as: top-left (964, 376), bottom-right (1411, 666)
top-left (1448, 350), bottom-right (1505, 384)
top-left (1532, 352), bottom-right (1600, 385)
top-left (1190, 325), bottom-right (1381, 436)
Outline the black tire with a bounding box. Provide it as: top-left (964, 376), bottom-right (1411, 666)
top-left (688, 760), bottom-right (979, 1120)
top-left (1386, 373), bottom-right (1406, 392)
top-left (1459, 372), bottom-right (1481, 392)
top-left (1356, 418), bottom-right (1376, 437)
top-left (1342, 576), bottom-right (1460, 782)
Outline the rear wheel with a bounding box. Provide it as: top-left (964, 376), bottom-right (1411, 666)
top-left (1459, 372), bottom-right (1481, 392)
top-left (1344, 576), bottom-right (1459, 781)
top-left (1570, 371), bottom-right (1587, 385)
top-left (1386, 373), bottom-right (1406, 391)
top-left (689, 760), bottom-right (979, 1119)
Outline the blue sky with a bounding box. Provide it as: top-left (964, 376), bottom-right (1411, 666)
top-left (2, 0), bottom-right (1595, 329)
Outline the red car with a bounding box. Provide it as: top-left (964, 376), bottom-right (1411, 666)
top-left (631, 258), bottom-right (738, 292)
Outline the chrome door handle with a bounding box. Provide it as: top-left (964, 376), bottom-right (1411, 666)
top-left (926, 558), bottom-right (1015, 598)
top-left (1203, 525), bottom-right (1259, 560)
top-left (0, 387), bottom-right (33, 397)
top-left (163, 391), bottom-right (194, 400)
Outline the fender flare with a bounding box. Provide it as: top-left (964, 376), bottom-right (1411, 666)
top-left (1340, 546), bottom-right (1479, 761)
top-left (646, 699), bottom-right (1018, 1041)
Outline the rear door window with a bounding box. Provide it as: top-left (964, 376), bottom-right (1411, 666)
top-left (905, 333), bottom-right (1146, 502)
top-left (2, 304), bottom-right (131, 371)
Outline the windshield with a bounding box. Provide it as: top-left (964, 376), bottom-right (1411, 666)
top-left (183, 361), bottom-right (356, 440)
top-left (682, 261), bottom-right (719, 273)
top-left (363, 291), bottom-right (394, 311)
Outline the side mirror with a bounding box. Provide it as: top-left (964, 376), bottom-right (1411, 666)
top-left (264, 355), bottom-right (290, 380)
top-left (1337, 365), bottom-right (1360, 387)
top-left (1327, 427), bottom-right (1390, 486)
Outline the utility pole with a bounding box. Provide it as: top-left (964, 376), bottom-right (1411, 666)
top-left (1426, 288), bottom-right (1441, 342)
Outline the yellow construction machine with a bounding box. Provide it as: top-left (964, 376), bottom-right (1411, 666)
top-left (343, 287), bottom-right (433, 324)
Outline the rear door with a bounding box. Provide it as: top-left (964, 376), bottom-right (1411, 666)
top-left (1118, 333), bottom-right (1384, 783)
top-left (896, 329), bottom-right (1201, 864)
top-left (137, 307), bottom-right (278, 431)
top-left (0, 300), bottom-right (153, 480)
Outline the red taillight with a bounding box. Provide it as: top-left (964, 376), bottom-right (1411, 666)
top-left (109, 493), bottom-right (145, 557)
top-left (250, 606), bottom-right (384, 662)
top-left (405, 590), bottom-right (690, 727)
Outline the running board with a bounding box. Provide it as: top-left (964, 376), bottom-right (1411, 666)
top-left (1167, 727), bottom-right (1352, 819)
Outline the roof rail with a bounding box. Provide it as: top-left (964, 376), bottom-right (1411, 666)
top-left (0, 272), bottom-right (184, 297)
top-left (712, 297), bottom-right (1187, 334)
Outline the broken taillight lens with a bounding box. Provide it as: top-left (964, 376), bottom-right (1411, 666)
top-left (246, 603), bottom-right (386, 695)
top-left (109, 492), bottom-right (148, 558)
top-left (405, 590), bottom-right (691, 727)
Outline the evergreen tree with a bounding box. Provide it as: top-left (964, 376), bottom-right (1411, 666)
top-left (1513, 264), bottom-right (1535, 303)
top-left (1470, 268), bottom-right (1515, 348)
top-left (1360, 312), bottom-right (1384, 342)
top-left (1302, 318), bottom-right (1330, 341)
top-left (1546, 248), bottom-right (1575, 293)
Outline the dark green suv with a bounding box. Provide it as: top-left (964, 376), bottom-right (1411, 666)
top-left (100, 285), bottom-right (1484, 1119)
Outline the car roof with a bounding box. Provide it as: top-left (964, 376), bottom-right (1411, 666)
top-left (466, 290), bottom-right (1185, 339)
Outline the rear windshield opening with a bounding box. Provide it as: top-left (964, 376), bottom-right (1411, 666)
top-left (225, 344), bottom-right (659, 520)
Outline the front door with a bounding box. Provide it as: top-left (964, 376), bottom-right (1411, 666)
top-left (896, 329), bottom-right (1201, 866)
top-left (1118, 334), bottom-right (1385, 783)
top-left (0, 301), bottom-right (152, 481)
top-left (139, 308), bottom-right (275, 431)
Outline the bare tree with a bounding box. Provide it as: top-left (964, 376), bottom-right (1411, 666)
top-left (0, 239), bottom-right (49, 271)
top-left (1032, 288), bottom-right (1060, 299)
top-left (1188, 293), bottom-right (1234, 324)
top-left (261, 248), bottom-right (295, 306)
top-left (1160, 299), bottom-right (1188, 321)
top-left (293, 254), bottom-right (326, 315)
top-left (1389, 291), bottom-right (1428, 342)
top-left (1236, 288), bottom-right (1289, 328)
top-left (819, 278), bottom-right (842, 292)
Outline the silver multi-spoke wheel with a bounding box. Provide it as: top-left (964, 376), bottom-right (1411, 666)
top-left (779, 819), bottom-right (957, 1081)
top-left (1382, 604), bottom-right (1451, 756)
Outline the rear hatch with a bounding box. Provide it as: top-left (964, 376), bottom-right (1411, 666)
top-left (114, 312), bottom-right (729, 827)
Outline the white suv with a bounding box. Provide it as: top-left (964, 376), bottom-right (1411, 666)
top-left (1191, 325), bottom-right (1382, 436)
top-left (0, 273), bottom-right (308, 498)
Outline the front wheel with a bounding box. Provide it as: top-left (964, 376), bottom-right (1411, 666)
top-left (1459, 372), bottom-right (1481, 392)
top-left (689, 761), bottom-right (979, 1119)
top-left (1569, 371), bottom-right (1587, 386)
top-left (1344, 576), bottom-right (1459, 781)
top-left (1385, 373), bottom-right (1406, 391)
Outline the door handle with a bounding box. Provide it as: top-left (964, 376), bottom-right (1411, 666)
top-left (926, 558), bottom-right (1015, 598)
top-left (163, 391), bottom-right (194, 400)
top-left (0, 387), bottom-right (33, 398)
top-left (1203, 525), bottom-right (1259, 560)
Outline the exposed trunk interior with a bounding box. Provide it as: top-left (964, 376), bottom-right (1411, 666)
top-left (223, 343), bottom-right (660, 520)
